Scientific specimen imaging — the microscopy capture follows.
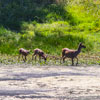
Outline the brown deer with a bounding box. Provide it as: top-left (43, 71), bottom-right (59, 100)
top-left (32, 48), bottom-right (47, 62)
top-left (19, 48), bottom-right (30, 61)
top-left (62, 43), bottom-right (86, 65)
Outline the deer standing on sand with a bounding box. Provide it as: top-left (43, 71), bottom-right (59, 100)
top-left (32, 48), bottom-right (47, 62)
top-left (62, 43), bottom-right (86, 66)
top-left (19, 48), bottom-right (30, 61)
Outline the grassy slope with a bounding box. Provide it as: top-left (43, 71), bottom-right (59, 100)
top-left (0, 0), bottom-right (100, 61)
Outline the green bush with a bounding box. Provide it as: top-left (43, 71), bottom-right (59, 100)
top-left (0, 0), bottom-right (100, 56)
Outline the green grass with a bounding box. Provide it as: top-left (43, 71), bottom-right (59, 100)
top-left (0, 20), bottom-right (98, 55)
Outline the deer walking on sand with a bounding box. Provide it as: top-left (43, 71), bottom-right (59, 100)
top-left (61, 43), bottom-right (86, 66)
top-left (19, 48), bottom-right (30, 62)
top-left (32, 48), bottom-right (47, 62)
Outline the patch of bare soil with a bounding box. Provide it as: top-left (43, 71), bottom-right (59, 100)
top-left (0, 64), bottom-right (100, 100)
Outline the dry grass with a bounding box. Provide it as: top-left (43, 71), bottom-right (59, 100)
top-left (0, 52), bottom-right (100, 66)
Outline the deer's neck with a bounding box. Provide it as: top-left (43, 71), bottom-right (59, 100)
top-left (76, 46), bottom-right (82, 55)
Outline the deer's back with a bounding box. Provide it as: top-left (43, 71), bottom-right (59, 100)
top-left (19, 48), bottom-right (29, 56)
top-left (34, 48), bottom-right (44, 56)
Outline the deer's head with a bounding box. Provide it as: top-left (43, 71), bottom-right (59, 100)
top-left (79, 43), bottom-right (86, 49)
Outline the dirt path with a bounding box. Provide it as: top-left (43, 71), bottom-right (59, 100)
top-left (0, 64), bottom-right (100, 100)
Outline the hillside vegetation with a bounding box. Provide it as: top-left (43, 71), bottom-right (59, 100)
top-left (0, 0), bottom-right (100, 56)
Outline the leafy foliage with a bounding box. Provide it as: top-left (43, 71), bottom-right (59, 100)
top-left (0, 0), bottom-right (100, 55)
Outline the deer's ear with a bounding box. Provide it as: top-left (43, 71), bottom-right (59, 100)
top-left (80, 42), bottom-right (82, 45)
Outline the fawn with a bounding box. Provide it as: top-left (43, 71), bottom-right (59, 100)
top-left (19, 48), bottom-right (30, 61)
top-left (32, 48), bottom-right (47, 62)
top-left (62, 43), bottom-right (86, 65)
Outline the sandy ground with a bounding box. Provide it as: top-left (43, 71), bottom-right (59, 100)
top-left (0, 64), bottom-right (100, 100)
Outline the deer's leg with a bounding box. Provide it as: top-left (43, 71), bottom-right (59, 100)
top-left (39, 56), bottom-right (41, 62)
top-left (25, 56), bottom-right (27, 61)
top-left (63, 56), bottom-right (66, 63)
top-left (22, 55), bottom-right (24, 61)
top-left (32, 53), bottom-right (35, 60)
top-left (34, 55), bottom-right (37, 62)
top-left (72, 58), bottom-right (74, 66)
top-left (76, 57), bottom-right (78, 66)
top-left (21, 55), bottom-right (25, 62)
